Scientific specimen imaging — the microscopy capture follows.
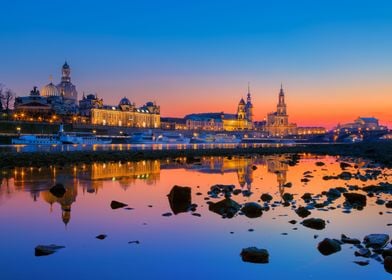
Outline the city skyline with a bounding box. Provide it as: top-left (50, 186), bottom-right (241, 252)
top-left (1, 1), bottom-right (392, 128)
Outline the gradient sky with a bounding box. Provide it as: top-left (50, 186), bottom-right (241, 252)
top-left (0, 0), bottom-right (391, 128)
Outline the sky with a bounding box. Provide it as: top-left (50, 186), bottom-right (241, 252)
top-left (0, 0), bottom-right (391, 128)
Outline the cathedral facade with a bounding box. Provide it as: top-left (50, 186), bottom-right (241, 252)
top-left (265, 85), bottom-right (297, 136)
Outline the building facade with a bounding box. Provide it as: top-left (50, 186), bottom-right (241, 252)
top-left (265, 85), bottom-right (297, 136)
top-left (90, 98), bottom-right (160, 128)
top-left (186, 86), bottom-right (254, 131)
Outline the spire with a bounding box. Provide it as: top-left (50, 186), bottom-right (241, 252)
top-left (49, 74), bottom-right (53, 83)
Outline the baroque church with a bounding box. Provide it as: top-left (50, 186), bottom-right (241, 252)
top-left (265, 85), bottom-right (297, 136)
top-left (14, 62), bottom-right (79, 116)
top-left (185, 85), bottom-right (254, 131)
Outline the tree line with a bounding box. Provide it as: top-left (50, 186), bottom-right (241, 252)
top-left (0, 83), bottom-right (15, 114)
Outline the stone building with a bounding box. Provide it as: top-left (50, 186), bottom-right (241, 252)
top-left (90, 97), bottom-right (160, 128)
top-left (265, 85), bottom-right (297, 136)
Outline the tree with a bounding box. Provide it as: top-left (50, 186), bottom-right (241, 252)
top-left (0, 84), bottom-right (3, 112)
top-left (2, 88), bottom-right (14, 114)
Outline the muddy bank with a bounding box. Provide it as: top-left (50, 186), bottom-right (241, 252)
top-left (1, 142), bottom-right (391, 168)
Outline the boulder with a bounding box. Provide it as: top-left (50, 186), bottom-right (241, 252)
top-left (282, 193), bottom-right (294, 202)
top-left (384, 256), bottom-right (392, 274)
top-left (241, 202), bottom-right (263, 218)
top-left (339, 162), bottom-right (352, 170)
top-left (209, 198), bottom-right (241, 218)
top-left (386, 201), bottom-right (392, 208)
top-left (325, 188), bottom-right (342, 200)
top-left (240, 247), bottom-right (269, 263)
top-left (302, 218), bottom-right (326, 230)
top-left (315, 161), bottom-right (325, 166)
top-left (49, 183), bottom-right (66, 198)
top-left (110, 200), bottom-right (128, 209)
top-left (295, 206), bottom-right (311, 218)
top-left (301, 193), bottom-right (312, 202)
top-left (317, 238), bottom-right (341, 256)
top-left (338, 171), bottom-right (352, 180)
top-left (35, 244), bottom-right (65, 257)
top-left (260, 193), bottom-right (273, 202)
top-left (343, 192), bottom-right (367, 208)
top-left (96, 234), bottom-right (107, 240)
top-left (167, 185), bottom-right (192, 214)
top-left (354, 248), bottom-right (371, 258)
top-left (341, 234), bottom-right (360, 245)
top-left (363, 234), bottom-right (389, 249)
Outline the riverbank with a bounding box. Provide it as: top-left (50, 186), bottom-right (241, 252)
top-left (0, 141), bottom-right (391, 168)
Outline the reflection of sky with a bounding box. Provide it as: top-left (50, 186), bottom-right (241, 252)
top-left (0, 155), bottom-right (390, 279)
top-left (1, 1), bottom-right (392, 128)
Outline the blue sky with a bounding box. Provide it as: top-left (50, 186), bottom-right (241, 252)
top-left (1, 0), bottom-right (391, 126)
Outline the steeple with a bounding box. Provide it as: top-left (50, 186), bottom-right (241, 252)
top-left (61, 61), bottom-right (71, 83)
top-left (277, 84), bottom-right (287, 115)
top-left (247, 82), bottom-right (251, 103)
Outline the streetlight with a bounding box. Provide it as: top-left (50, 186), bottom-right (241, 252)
top-left (16, 127), bottom-right (21, 135)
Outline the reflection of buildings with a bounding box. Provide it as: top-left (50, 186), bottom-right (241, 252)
top-left (266, 155), bottom-right (288, 197)
top-left (185, 85), bottom-right (253, 131)
top-left (41, 184), bottom-right (78, 225)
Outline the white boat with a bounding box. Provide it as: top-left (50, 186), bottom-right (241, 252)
top-left (190, 133), bottom-right (240, 144)
top-left (213, 134), bottom-right (241, 144)
top-left (129, 131), bottom-right (190, 144)
top-left (11, 134), bottom-right (61, 145)
top-left (128, 131), bottom-right (157, 144)
top-left (12, 124), bottom-right (112, 145)
top-left (59, 133), bottom-right (112, 145)
top-left (156, 133), bottom-right (190, 144)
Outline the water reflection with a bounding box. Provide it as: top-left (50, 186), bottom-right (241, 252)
top-left (0, 154), bottom-right (391, 279)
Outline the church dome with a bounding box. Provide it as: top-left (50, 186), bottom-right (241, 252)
top-left (41, 82), bottom-right (60, 97)
top-left (119, 97), bottom-right (131, 106)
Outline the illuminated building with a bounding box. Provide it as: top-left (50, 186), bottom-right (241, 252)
top-left (297, 127), bottom-right (327, 135)
top-left (185, 85), bottom-right (254, 131)
top-left (90, 98), bottom-right (160, 128)
top-left (265, 85), bottom-right (297, 136)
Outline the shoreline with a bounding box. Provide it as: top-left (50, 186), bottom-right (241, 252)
top-left (1, 142), bottom-right (391, 169)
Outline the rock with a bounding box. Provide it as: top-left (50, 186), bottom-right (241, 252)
top-left (252, 165), bottom-right (257, 170)
top-left (317, 238), bottom-right (341, 255)
top-left (301, 193), bottom-right (312, 201)
top-left (382, 248), bottom-right (392, 259)
top-left (288, 220), bottom-right (297, 224)
top-left (241, 202), bottom-right (263, 218)
top-left (49, 183), bottom-right (66, 198)
top-left (301, 178), bottom-right (310, 183)
top-left (302, 218), bottom-right (326, 230)
top-left (284, 182), bottom-right (292, 188)
top-left (338, 171), bottom-right (352, 180)
top-left (208, 198), bottom-right (241, 218)
top-left (363, 234), bottom-right (389, 249)
top-left (354, 248), bottom-right (371, 258)
top-left (341, 234), bottom-right (360, 245)
top-left (96, 234), bottom-right (107, 240)
top-left (192, 213), bottom-right (201, 217)
top-left (167, 185), bottom-right (192, 214)
top-left (260, 193), bottom-right (273, 202)
top-left (282, 193), bottom-right (294, 202)
top-left (343, 193), bottom-right (367, 208)
top-left (386, 201), bottom-right (392, 208)
top-left (240, 247), bottom-right (269, 263)
top-left (340, 162), bottom-right (352, 170)
top-left (35, 244), bottom-right (65, 256)
top-left (128, 240), bottom-right (140, 244)
top-left (384, 256), bottom-right (392, 274)
top-left (110, 200), bottom-right (128, 209)
top-left (315, 161), bottom-right (325, 166)
top-left (295, 206), bottom-right (311, 218)
top-left (376, 199), bottom-right (385, 205)
top-left (326, 188), bottom-right (342, 200)
top-left (354, 260), bottom-right (369, 266)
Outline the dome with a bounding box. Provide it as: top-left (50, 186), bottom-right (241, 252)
top-left (119, 97), bottom-right (131, 106)
top-left (146, 101), bottom-right (154, 106)
top-left (41, 82), bottom-right (60, 97)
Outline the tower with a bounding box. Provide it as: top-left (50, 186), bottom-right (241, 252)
top-left (245, 83), bottom-right (253, 122)
top-left (237, 98), bottom-right (246, 120)
top-left (277, 84), bottom-right (287, 115)
top-left (61, 61), bottom-right (71, 83)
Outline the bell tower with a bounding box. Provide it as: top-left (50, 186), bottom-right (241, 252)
top-left (61, 61), bottom-right (71, 83)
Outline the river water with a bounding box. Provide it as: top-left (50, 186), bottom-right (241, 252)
top-left (0, 154), bottom-right (390, 279)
